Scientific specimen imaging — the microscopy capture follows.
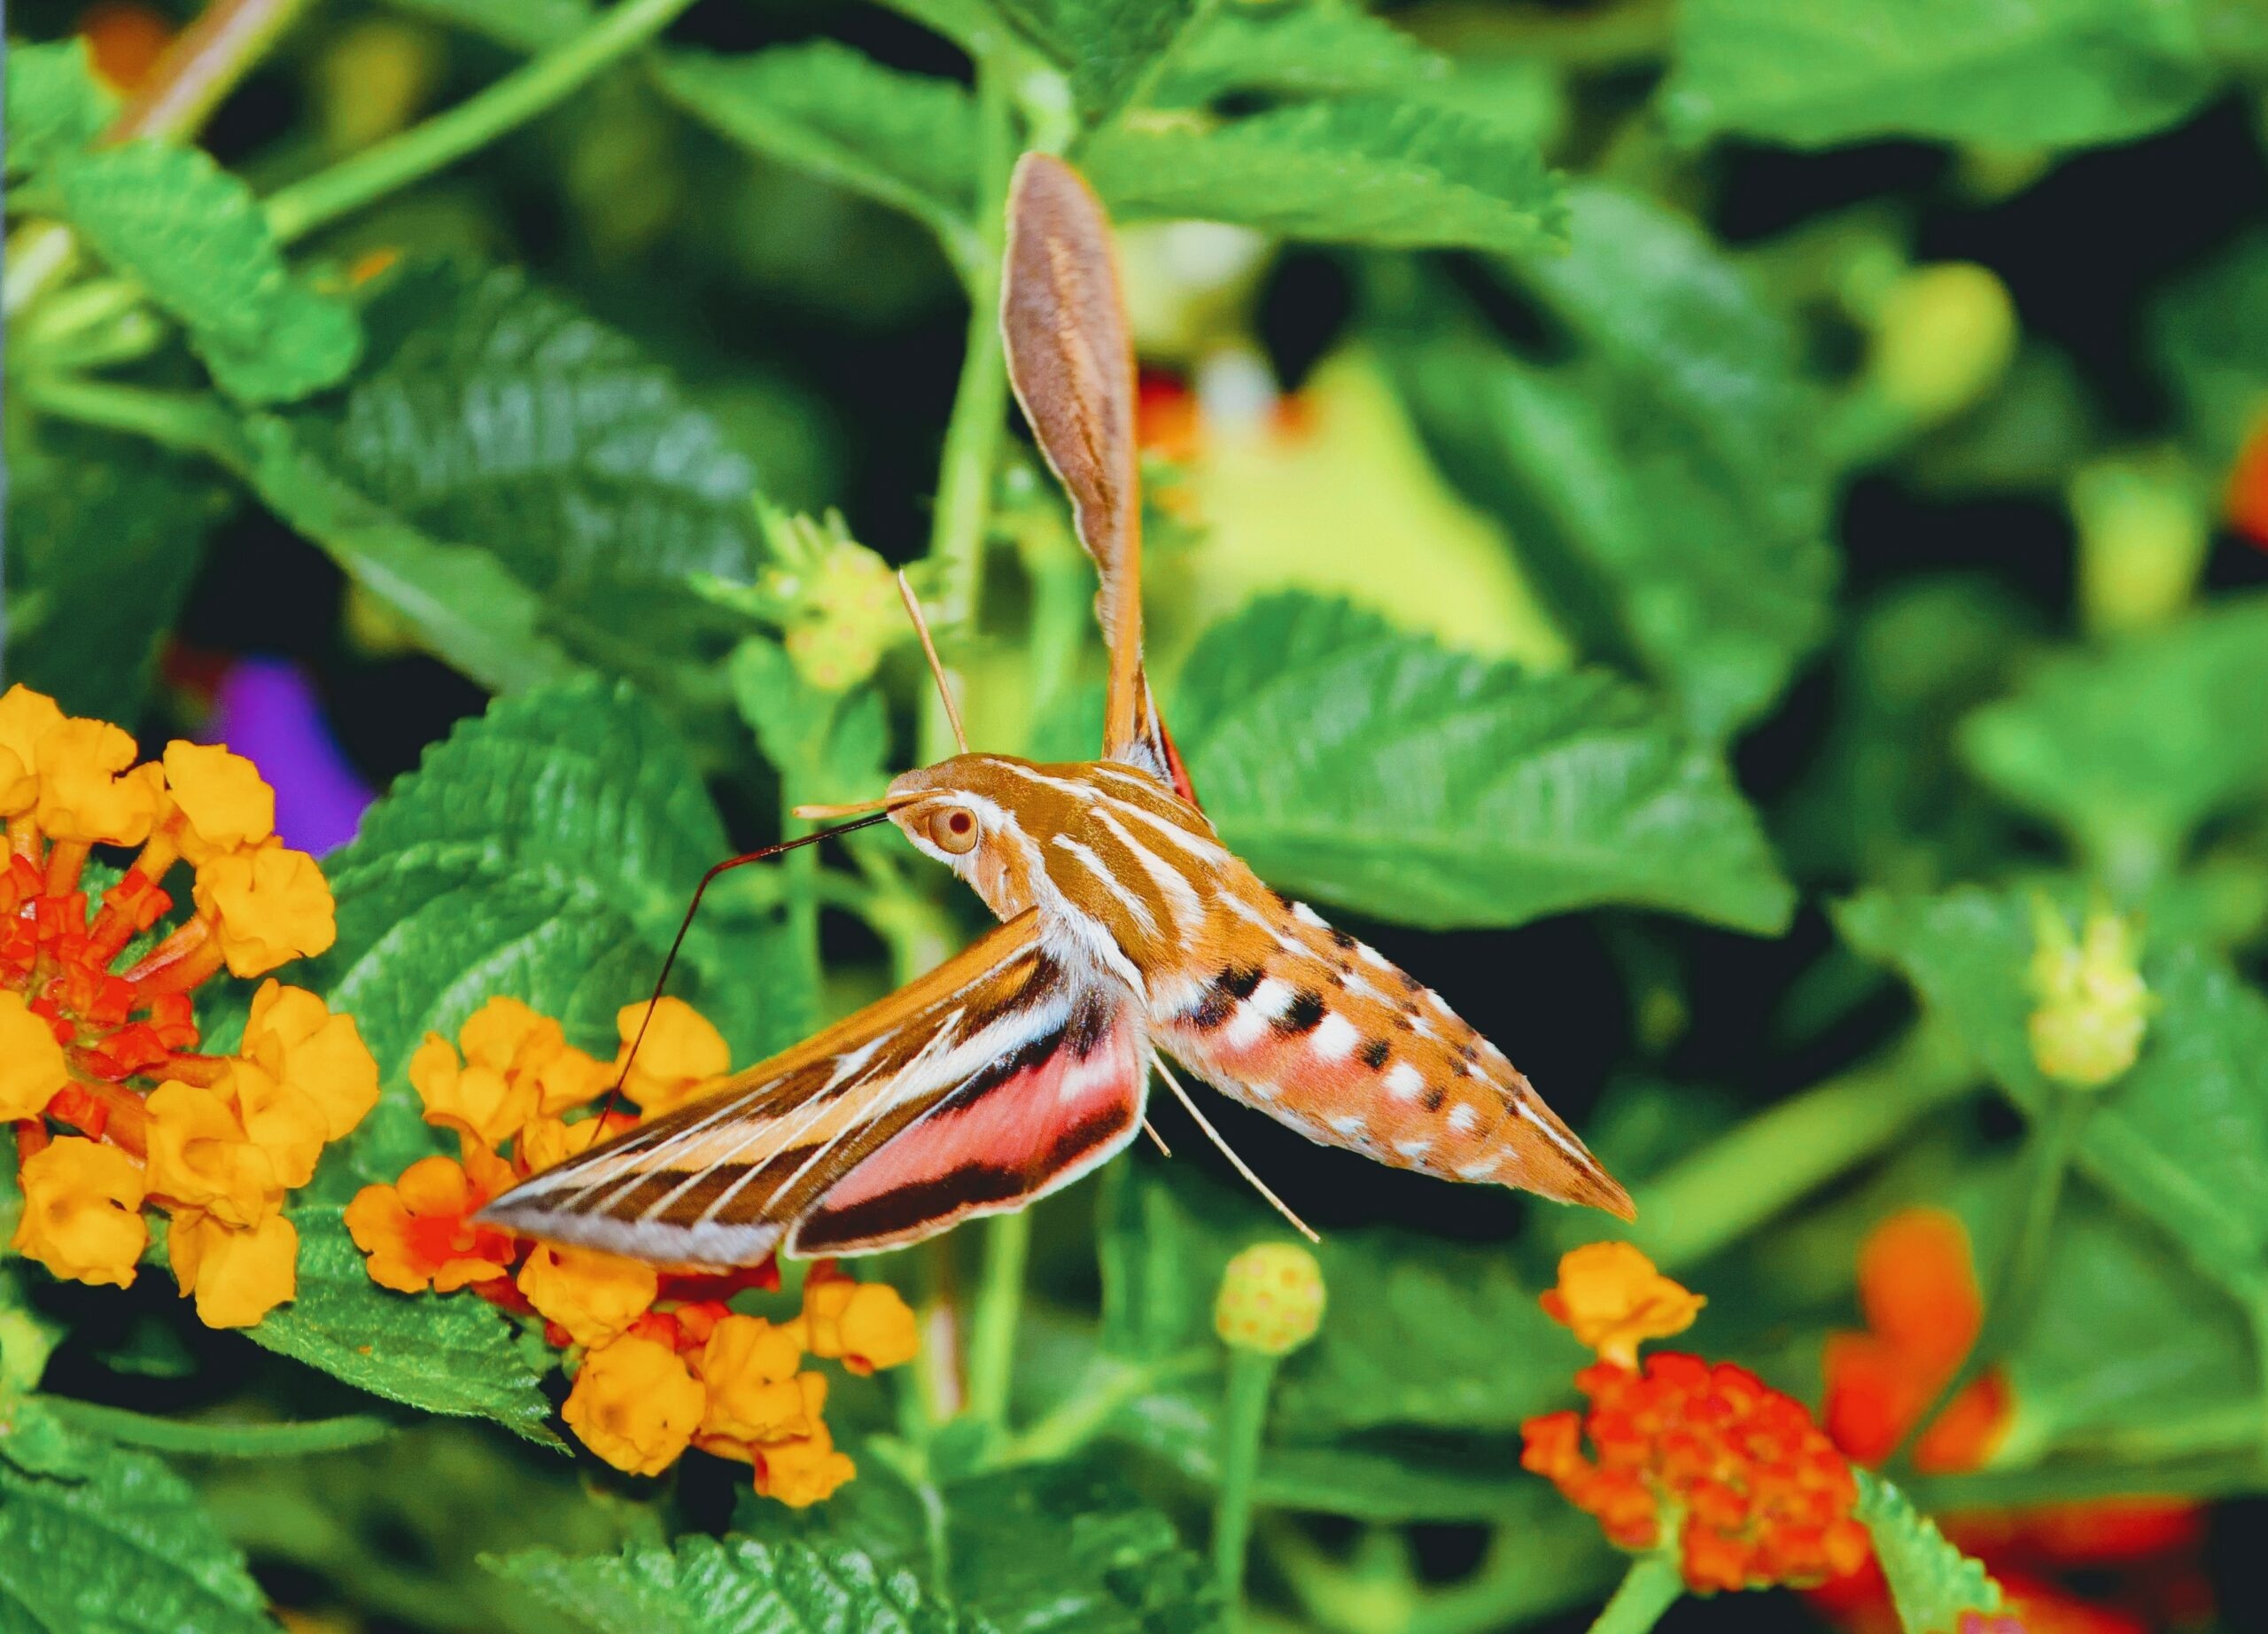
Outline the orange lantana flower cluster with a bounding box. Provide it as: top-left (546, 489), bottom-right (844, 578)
top-left (1522, 1243), bottom-right (1870, 1593)
top-left (1, 684), bottom-right (373, 1327)
top-left (344, 994), bottom-right (919, 1506)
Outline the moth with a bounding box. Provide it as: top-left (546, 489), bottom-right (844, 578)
top-left (481, 155), bottom-right (1633, 1266)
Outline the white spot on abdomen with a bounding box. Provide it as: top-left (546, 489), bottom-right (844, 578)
top-left (1310, 1012), bottom-right (1359, 1062)
top-left (1224, 977), bottom-right (1294, 1048)
top-left (1383, 1062), bottom-right (1425, 1101)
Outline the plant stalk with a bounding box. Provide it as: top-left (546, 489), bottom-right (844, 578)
top-left (105, 0), bottom-right (312, 145)
top-left (918, 59), bottom-right (1016, 766)
top-left (1630, 1024), bottom-right (1974, 1271)
top-left (1585, 1553), bottom-right (1683, 1634)
top-left (262, 0), bottom-right (697, 245)
top-left (1891, 1085), bottom-right (2089, 1472)
top-left (964, 1209), bottom-right (1034, 1434)
top-left (1214, 1347), bottom-right (1281, 1630)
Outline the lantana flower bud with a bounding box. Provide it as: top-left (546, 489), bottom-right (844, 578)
top-left (1214, 1241), bottom-right (1324, 1357)
top-left (2027, 900), bottom-right (2149, 1089)
top-left (757, 510), bottom-right (900, 693)
top-left (1864, 261), bottom-right (2016, 424)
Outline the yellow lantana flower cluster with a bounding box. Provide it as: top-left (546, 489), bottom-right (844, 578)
top-left (344, 993), bottom-right (918, 1506)
top-left (0, 685), bottom-right (376, 1328)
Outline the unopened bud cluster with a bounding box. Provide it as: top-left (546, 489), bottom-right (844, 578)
top-left (1215, 1241), bottom-right (1325, 1357)
top-left (757, 509), bottom-right (900, 692)
top-left (2027, 900), bottom-right (2149, 1089)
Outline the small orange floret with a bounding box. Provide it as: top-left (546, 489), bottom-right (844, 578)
top-left (1521, 1353), bottom-right (1870, 1594)
top-left (345, 1154), bottom-right (518, 1293)
top-left (2227, 410), bottom-right (2268, 549)
top-left (1539, 1241), bottom-right (1705, 1368)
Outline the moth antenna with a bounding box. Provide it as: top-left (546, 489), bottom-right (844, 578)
top-left (1141, 1117), bottom-right (1172, 1158)
top-left (609, 812), bottom-right (897, 1114)
top-left (1149, 1053), bottom-right (1318, 1243)
top-left (898, 570), bottom-right (968, 756)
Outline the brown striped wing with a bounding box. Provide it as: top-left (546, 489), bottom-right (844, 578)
top-left (1003, 154), bottom-right (1195, 805)
top-left (480, 910), bottom-right (1150, 1266)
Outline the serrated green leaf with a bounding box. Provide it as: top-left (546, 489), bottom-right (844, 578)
top-left (1171, 594), bottom-right (1793, 932)
top-left (1958, 594), bottom-right (2268, 877)
top-left (998, 0), bottom-right (1203, 123)
top-left (1152, 1), bottom-right (1446, 105)
top-left (1379, 184), bottom-right (1835, 739)
top-left (249, 1206), bottom-right (558, 1443)
top-left (1, 422), bottom-right (230, 723)
top-left (1855, 1471), bottom-right (2002, 1633)
top-left (52, 141), bottom-right (361, 404)
top-left (654, 46), bottom-right (980, 254)
top-left (1663, 0), bottom-right (2217, 148)
top-left (0, 1437), bottom-right (274, 1633)
top-left (1838, 886), bottom-right (2268, 1298)
top-left (42, 1398), bottom-right (397, 1459)
top-left (2150, 230), bottom-right (2268, 470)
top-left (260, 259), bottom-right (764, 695)
top-left (292, 679), bottom-right (804, 1193)
top-left (1086, 98), bottom-right (1563, 254)
top-left (489, 1537), bottom-right (967, 1634)
top-left (4, 39), bottom-right (116, 178)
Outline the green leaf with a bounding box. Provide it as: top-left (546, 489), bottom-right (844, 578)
top-left (1, 423), bottom-right (230, 723)
top-left (1838, 886), bottom-right (2268, 1298)
top-left (743, 1459), bottom-right (1219, 1633)
top-left (653, 46), bottom-right (980, 253)
top-left (1152, 1), bottom-right (1447, 105)
top-left (998, 0), bottom-right (1203, 123)
top-left (261, 259), bottom-right (765, 695)
top-left (2150, 229), bottom-right (2268, 468)
top-left (0, 1437), bottom-right (274, 1634)
top-left (1775, 576), bottom-right (2040, 889)
top-left (935, 1462), bottom-right (1219, 1634)
top-left (489, 1537), bottom-right (968, 1634)
top-left (249, 1207), bottom-right (558, 1443)
top-left (1085, 98), bottom-right (1563, 254)
top-left (4, 39), bottom-right (116, 178)
top-left (1171, 594), bottom-right (1794, 933)
top-left (1854, 1471), bottom-right (2002, 1633)
top-left (232, 414), bottom-right (586, 695)
top-left (294, 679), bottom-right (797, 1191)
top-left (1379, 185), bottom-right (1836, 739)
top-left (52, 142), bottom-right (361, 404)
top-left (41, 1399), bottom-right (397, 1459)
top-left (1958, 593), bottom-right (2268, 876)
top-left (1663, 0), bottom-right (2217, 148)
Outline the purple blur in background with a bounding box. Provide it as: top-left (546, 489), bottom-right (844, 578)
top-left (204, 657), bottom-right (375, 858)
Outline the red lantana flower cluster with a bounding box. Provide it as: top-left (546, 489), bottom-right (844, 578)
top-left (1521, 1243), bottom-right (1870, 1594)
top-left (1524, 1351), bottom-right (1871, 1592)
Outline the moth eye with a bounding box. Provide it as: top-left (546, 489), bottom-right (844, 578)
top-left (928, 805), bottom-right (980, 855)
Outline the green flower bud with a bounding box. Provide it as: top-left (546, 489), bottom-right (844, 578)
top-left (2071, 453), bottom-right (2209, 634)
top-left (757, 510), bottom-right (899, 692)
top-left (1215, 1242), bottom-right (1324, 1357)
top-left (1867, 261), bottom-right (2017, 424)
top-left (2027, 900), bottom-right (2150, 1090)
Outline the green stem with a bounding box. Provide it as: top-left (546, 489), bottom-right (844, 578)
top-left (996, 1350), bottom-right (1212, 1466)
top-left (261, 0), bottom-right (698, 245)
top-left (964, 1210), bottom-right (1033, 1433)
top-left (918, 61), bottom-right (1016, 765)
top-left (19, 375), bottom-right (237, 458)
top-left (1214, 1347), bottom-right (1281, 1630)
top-left (1890, 1086), bottom-right (2089, 1472)
top-left (1585, 1553), bottom-right (1683, 1634)
top-left (1630, 1025), bottom-right (1974, 1271)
